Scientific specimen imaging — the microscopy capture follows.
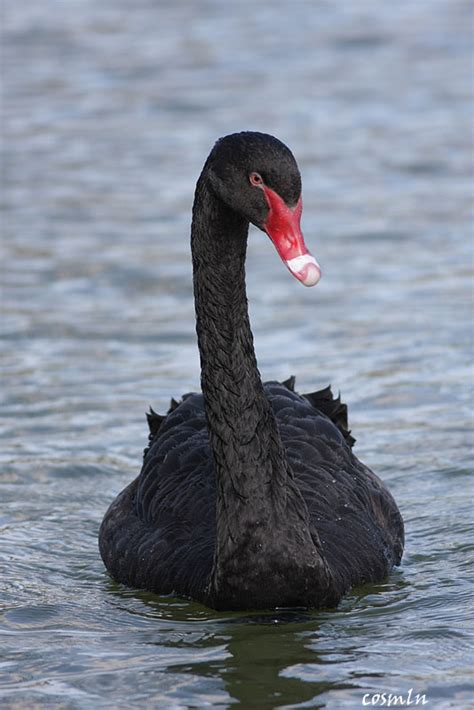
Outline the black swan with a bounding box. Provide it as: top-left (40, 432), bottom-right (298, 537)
top-left (99, 132), bottom-right (404, 610)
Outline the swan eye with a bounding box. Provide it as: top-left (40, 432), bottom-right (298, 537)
top-left (249, 172), bottom-right (263, 187)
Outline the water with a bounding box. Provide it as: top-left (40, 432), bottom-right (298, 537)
top-left (1, 1), bottom-right (473, 707)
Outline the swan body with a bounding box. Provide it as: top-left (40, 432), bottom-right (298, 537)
top-left (99, 132), bottom-right (404, 610)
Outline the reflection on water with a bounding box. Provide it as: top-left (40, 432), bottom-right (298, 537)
top-left (1, 0), bottom-right (473, 707)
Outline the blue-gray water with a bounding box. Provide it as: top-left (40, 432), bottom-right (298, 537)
top-left (1, 1), bottom-right (473, 708)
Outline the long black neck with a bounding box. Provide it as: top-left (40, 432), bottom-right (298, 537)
top-left (191, 174), bottom-right (290, 501)
top-left (191, 172), bottom-right (334, 609)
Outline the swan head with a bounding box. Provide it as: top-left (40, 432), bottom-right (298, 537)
top-left (206, 131), bottom-right (321, 287)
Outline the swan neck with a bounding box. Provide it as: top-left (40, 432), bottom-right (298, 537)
top-left (191, 176), bottom-right (288, 494)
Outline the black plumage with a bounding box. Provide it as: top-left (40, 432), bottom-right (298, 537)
top-left (99, 132), bottom-right (404, 610)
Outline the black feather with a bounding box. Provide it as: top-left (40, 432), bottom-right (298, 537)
top-left (303, 385), bottom-right (356, 447)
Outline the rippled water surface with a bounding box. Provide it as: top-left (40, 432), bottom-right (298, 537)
top-left (2, 1), bottom-right (473, 707)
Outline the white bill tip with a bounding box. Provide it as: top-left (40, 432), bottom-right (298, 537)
top-left (285, 253), bottom-right (322, 287)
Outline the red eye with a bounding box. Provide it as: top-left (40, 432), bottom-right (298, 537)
top-left (249, 172), bottom-right (263, 186)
